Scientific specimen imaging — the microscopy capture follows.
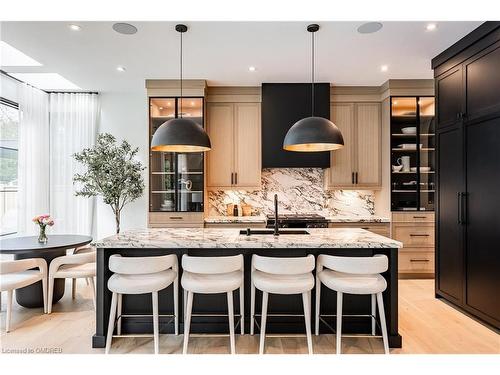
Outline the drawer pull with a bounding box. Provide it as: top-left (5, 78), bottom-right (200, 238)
top-left (410, 259), bottom-right (430, 262)
top-left (413, 216), bottom-right (426, 219)
top-left (169, 216), bottom-right (183, 220)
top-left (409, 234), bottom-right (430, 237)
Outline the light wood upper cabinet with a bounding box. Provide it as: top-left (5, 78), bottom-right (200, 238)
top-left (325, 102), bottom-right (381, 189)
top-left (207, 102), bottom-right (261, 190)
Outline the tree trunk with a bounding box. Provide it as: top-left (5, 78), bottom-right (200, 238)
top-left (115, 210), bottom-right (120, 234)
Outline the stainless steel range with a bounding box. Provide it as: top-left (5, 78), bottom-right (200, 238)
top-left (266, 213), bottom-right (329, 229)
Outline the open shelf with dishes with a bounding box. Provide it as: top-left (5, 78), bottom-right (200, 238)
top-left (390, 96), bottom-right (435, 211)
top-left (149, 97), bottom-right (205, 213)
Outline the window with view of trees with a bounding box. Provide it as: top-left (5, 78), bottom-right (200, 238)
top-left (0, 98), bottom-right (19, 235)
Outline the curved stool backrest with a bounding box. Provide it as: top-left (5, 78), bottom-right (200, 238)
top-left (182, 254), bottom-right (243, 274)
top-left (109, 254), bottom-right (177, 275)
top-left (252, 254), bottom-right (315, 275)
top-left (317, 254), bottom-right (388, 275)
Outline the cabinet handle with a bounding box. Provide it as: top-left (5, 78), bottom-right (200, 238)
top-left (235, 172), bottom-right (237, 185)
top-left (413, 216), bottom-right (426, 219)
top-left (457, 192), bottom-right (462, 224)
top-left (231, 173), bottom-right (234, 185)
top-left (169, 216), bottom-right (183, 220)
top-left (410, 234), bottom-right (430, 237)
top-left (410, 259), bottom-right (430, 262)
top-left (355, 172), bottom-right (358, 184)
top-left (352, 172), bottom-right (355, 184)
top-left (461, 192), bottom-right (467, 225)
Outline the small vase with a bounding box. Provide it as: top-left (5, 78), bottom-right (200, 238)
top-left (38, 225), bottom-right (48, 244)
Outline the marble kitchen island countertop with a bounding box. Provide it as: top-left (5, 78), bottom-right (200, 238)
top-left (93, 227), bottom-right (402, 249)
top-left (204, 215), bottom-right (267, 224)
top-left (326, 216), bottom-right (390, 223)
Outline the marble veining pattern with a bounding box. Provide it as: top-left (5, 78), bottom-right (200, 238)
top-left (94, 228), bottom-right (402, 249)
top-left (208, 168), bottom-right (375, 217)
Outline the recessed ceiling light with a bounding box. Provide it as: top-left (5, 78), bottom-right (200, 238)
top-left (357, 22), bottom-right (383, 34)
top-left (426, 23), bottom-right (437, 31)
top-left (166, 102), bottom-right (171, 106)
top-left (10, 73), bottom-right (80, 90)
top-left (112, 23), bottom-right (138, 35)
top-left (381, 65), bottom-right (388, 72)
top-left (248, 66), bottom-right (256, 72)
top-left (69, 24), bottom-right (81, 31)
top-left (116, 66), bottom-right (126, 72)
top-left (0, 41), bottom-right (42, 67)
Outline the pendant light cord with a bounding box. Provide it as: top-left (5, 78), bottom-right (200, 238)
top-left (180, 29), bottom-right (183, 118)
top-left (311, 29), bottom-right (315, 117)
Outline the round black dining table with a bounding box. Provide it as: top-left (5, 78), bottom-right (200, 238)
top-left (0, 234), bottom-right (92, 308)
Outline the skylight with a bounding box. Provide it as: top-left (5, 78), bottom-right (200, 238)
top-left (9, 73), bottom-right (81, 90)
top-left (0, 41), bottom-right (42, 67)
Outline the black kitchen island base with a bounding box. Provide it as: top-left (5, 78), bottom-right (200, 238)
top-left (93, 247), bottom-right (402, 349)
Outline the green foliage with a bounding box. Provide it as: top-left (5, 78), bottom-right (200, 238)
top-left (73, 133), bottom-right (145, 233)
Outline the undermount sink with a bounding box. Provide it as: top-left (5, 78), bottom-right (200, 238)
top-left (240, 229), bottom-right (310, 236)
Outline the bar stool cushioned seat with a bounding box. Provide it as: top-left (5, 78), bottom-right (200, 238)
top-left (181, 270), bottom-right (242, 294)
top-left (318, 270), bottom-right (387, 295)
top-left (252, 271), bottom-right (314, 295)
top-left (108, 270), bottom-right (176, 295)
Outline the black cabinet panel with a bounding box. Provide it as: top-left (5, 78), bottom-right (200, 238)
top-left (436, 68), bottom-right (463, 129)
top-left (465, 42), bottom-right (500, 121)
top-left (465, 117), bottom-right (500, 322)
top-left (436, 127), bottom-right (464, 301)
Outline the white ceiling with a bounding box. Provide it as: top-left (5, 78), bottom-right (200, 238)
top-left (0, 21), bottom-right (482, 92)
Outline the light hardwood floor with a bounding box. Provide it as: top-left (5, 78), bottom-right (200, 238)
top-left (1, 279), bottom-right (498, 354)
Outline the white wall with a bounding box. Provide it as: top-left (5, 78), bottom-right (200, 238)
top-left (96, 91), bottom-right (148, 239)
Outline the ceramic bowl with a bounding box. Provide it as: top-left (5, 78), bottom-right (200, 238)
top-left (392, 165), bottom-right (403, 172)
top-left (401, 127), bottom-right (417, 135)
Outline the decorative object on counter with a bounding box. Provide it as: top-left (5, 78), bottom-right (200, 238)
top-left (209, 168), bottom-right (375, 218)
top-left (232, 203), bottom-right (239, 217)
top-left (32, 214), bottom-right (54, 243)
top-left (150, 24), bottom-right (211, 153)
top-left (73, 133), bottom-right (145, 234)
top-left (242, 204), bottom-right (252, 216)
top-left (283, 24), bottom-right (344, 152)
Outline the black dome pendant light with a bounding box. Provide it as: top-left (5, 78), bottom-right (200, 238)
top-left (151, 24), bottom-right (211, 153)
top-left (283, 24), bottom-right (344, 152)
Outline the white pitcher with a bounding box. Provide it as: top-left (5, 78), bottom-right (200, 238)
top-left (397, 156), bottom-right (411, 172)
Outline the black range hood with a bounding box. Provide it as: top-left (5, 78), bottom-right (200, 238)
top-left (261, 83), bottom-right (330, 168)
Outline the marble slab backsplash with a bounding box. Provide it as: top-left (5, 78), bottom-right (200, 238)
top-left (207, 168), bottom-right (375, 217)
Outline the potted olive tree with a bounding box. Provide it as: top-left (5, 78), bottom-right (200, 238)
top-left (73, 133), bottom-right (145, 234)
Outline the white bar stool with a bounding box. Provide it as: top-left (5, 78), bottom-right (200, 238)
top-left (105, 254), bottom-right (179, 354)
top-left (250, 254), bottom-right (315, 354)
top-left (315, 254), bottom-right (390, 354)
top-left (181, 254), bottom-right (244, 354)
top-left (0, 258), bottom-right (48, 332)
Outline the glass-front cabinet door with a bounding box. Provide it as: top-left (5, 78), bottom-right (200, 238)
top-left (390, 96), bottom-right (435, 211)
top-left (149, 97), bottom-right (205, 213)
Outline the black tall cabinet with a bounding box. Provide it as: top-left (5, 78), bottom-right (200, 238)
top-left (432, 22), bottom-right (500, 329)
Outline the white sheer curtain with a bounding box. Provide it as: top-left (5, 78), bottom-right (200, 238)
top-left (49, 93), bottom-right (99, 235)
top-left (17, 84), bottom-right (50, 235)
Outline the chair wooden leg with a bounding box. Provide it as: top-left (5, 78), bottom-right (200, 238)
top-left (302, 291), bottom-right (313, 354)
top-left (105, 292), bottom-right (118, 354)
top-left (72, 278), bottom-right (76, 299)
top-left (183, 289), bottom-right (187, 321)
top-left (183, 291), bottom-right (193, 354)
top-left (315, 278), bottom-right (321, 335)
top-left (173, 276), bottom-right (179, 335)
top-left (116, 294), bottom-right (122, 335)
top-left (239, 280), bottom-right (244, 335)
top-left (377, 292), bottom-right (390, 354)
top-left (259, 291), bottom-right (268, 354)
top-left (227, 291), bottom-right (236, 354)
top-left (89, 277), bottom-right (96, 311)
top-left (250, 283), bottom-right (255, 335)
top-left (371, 294), bottom-right (376, 336)
top-left (41, 275), bottom-right (48, 314)
top-left (336, 292), bottom-right (343, 355)
top-left (47, 275), bottom-right (55, 314)
top-left (85, 278), bottom-right (89, 286)
top-left (152, 291), bottom-right (159, 354)
top-left (5, 290), bottom-right (13, 332)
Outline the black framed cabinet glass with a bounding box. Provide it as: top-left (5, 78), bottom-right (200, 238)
top-left (149, 97), bottom-right (205, 213)
top-left (390, 96), bottom-right (435, 211)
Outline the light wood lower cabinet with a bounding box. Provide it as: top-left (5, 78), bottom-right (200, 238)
top-left (325, 102), bottom-right (382, 189)
top-left (206, 102), bottom-right (261, 190)
top-left (148, 212), bottom-right (204, 228)
top-left (391, 212), bottom-right (435, 278)
top-left (328, 222), bottom-right (390, 237)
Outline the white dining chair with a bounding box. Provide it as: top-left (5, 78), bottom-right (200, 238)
top-left (0, 258), bottom-right (48, 332)
top-left (250, 254), bottom-right (315, 354)
top-left (315, 254), bottom-right (390, 354)
top-left (105, 254), bottom-right (179, 354)
top-left (181, 254), bottom-right (244, 354)
top-left (47, 250), bottom-right (96, 313)
top-left (70, 246), bottom-right (95, 300)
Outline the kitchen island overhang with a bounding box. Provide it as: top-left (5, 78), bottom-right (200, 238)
top-left (92, 228), bottom-right (403, 349)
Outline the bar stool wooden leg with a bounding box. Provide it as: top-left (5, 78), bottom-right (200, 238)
top-left (377, 292), bottom-right (389, 354)
top-left (259, 291), bottom-right (268, 354)
top-left (105, 292), bottom-right (118, 354)
top-left (371, 294), bottom-right (376, 336)
top-left (250, 283), bottom-right (255, 335)
top-left (239, 281), bottom-right (244, 335)
top-left (302, 291), bottom-right (313, 354)
top-left (183, 291), bottom-right (193, 354)
top-left (72, 278), bottom-right (76, 299)
top-left (227, 291), bottom-right (236, 354)
top-left (5, 290), bottom-right (13, 332)
top-left (173, 276), bottom-right (179, 335)
top-left (41, 274), bottom-right (48, 314)
top-left (116, 294), bottom-right (122, 335)
top-left (152, 291), bottom-right (159, 354)
top-left (183, 289), bottom-right (187, 321)
top-left (315, 278), bottom-right (321, 335)
top-left (89, 277), bottom-right (96, 310)
top-left (336, 291), bottom-right (343, 355)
